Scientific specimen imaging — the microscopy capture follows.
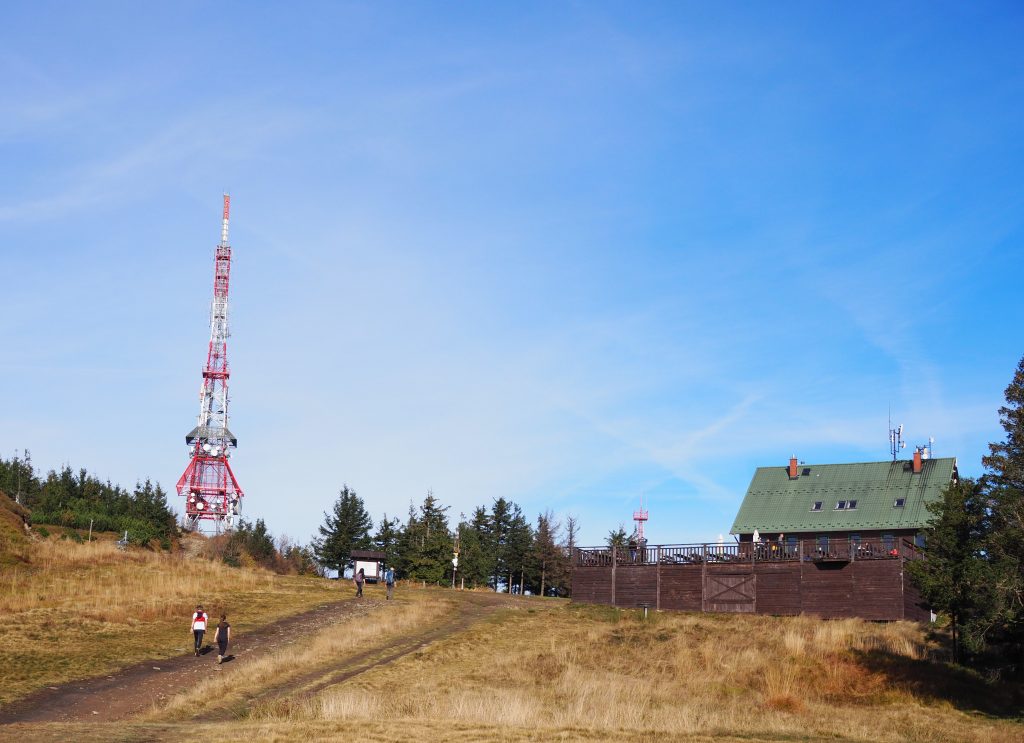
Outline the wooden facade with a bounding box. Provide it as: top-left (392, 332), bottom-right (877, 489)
top-left (572, 538), bottom-right (930, 621)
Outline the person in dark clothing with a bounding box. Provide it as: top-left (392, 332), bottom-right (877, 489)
top-left (190, 604), bottom-right (208, 656)
top-left (354, 567), bottom-right (365, 597)
top-left (215, 613), bottom-right (231, 664)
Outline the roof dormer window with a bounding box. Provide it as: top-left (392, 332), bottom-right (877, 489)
top-left (893, 498), bottom-right (906, 508)
top-left (811, 501), bottom-right (822, 511)
top-left (835, 500), bottom-right (847, 510)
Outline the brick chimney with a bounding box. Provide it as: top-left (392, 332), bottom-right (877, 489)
top-left (912, 448), bottom-right (922, 474)
top-left (788, 456), bottom-right (798, 479)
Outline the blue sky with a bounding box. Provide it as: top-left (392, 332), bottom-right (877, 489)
top-left (1, 2), bottom-right (1021, 547)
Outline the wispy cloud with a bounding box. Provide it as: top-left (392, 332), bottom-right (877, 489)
top-left (0, 100), bottom-right (307, 222)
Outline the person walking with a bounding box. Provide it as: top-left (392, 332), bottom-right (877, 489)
top-left (354, 567), bottom-right (365, 598)
top-left (190, 604), bottom-right (208, 657)
top-left (384, 566), bottom-right (395, 600)
top-left (214, 613), bottom-right (231, 664)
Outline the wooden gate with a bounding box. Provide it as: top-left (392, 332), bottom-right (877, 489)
top-left (703, 571), bottom-right (755, 613)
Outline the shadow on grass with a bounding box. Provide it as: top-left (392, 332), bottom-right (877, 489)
top-left (853, 648), bottom-right (1024, 719)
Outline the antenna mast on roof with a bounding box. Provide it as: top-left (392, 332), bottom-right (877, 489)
top-left (916, 437), bottom-right (935, 460)
top-left (888, 409), bottom-right (906, 461)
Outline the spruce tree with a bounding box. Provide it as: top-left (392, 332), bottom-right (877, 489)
top-left (373, 513), bottom-right (402, 573)
top-left (906, 479), bottom-right (1000, 662)
top-left (911, 354), bottom-right (1024, 674)
top-left (399, 491), bottom-right (453, 584)
top-left (981, 354), bottom-right (1024, 674)
top-left (533, 510), bottom-right (567, 597)
top-left (505, 502), bottom-right (533, 594)
top-left (312, 485), bottom-right (373, 571)
top-left (455, 511), bottom-right (488, 588)
top-left (489, 497), bottom-right (513, 591)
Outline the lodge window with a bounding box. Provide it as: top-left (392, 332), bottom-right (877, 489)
top-left (893, 498), bottom-right (905, 508)
top-left (882, 533), bottom-right (895, 551)
top-left (835, 500), bottom-right (847, 510)
top-left (802, 467), bottom-right (811, 476)
top-left (816, 535), bottom-right (829, 553)
top-left (847, 500), bottom-right (857, 509)
top-left (914, 533), bottom-right (926, 548)
top-left (811, 501), bottom-right (822, 511)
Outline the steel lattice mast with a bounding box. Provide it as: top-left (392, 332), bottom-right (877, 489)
top-left (176, 194), bottom-right (244, 532)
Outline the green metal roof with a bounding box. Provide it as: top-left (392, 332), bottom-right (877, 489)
top-left (730, 457), bottom-right (957, 535)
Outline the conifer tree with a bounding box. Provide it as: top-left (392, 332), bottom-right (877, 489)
top-left (906, 479), bottom-right (1000, 662)
top-left (400, 491), bottom-right (453, 584)
top-left (911, 354), bottom-right (1024, 674)
top-left (373, 513), bottom-right (402, 572)
top-left (533, 510), bottom-right (567, 597)
top-left (489, 497), bottom-right (513, 591)
top-left (312, 485), bottom-right (372, 571)
top-left (505, 502), bottom-right (533, 594)
top-left (455, 508), bottom-right (490, 588)
top-left (607, 525), bottom-right (628, 548)
top-left (981, 354), bottom-right (1024, 674)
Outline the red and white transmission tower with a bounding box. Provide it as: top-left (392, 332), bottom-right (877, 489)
top-left (632, 495), bottom-right (648, 544)
top-left (176, 194), bottom-right (244, 532)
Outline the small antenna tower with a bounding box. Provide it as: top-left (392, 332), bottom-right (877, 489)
top-left (632, 495), bottom-right (649, 543)
top-left (888, 411), bottom-right (906, 461)
top-left (916, 437), bottom-right (935, 460)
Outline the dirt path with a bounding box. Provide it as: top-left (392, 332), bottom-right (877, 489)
top-left (203, 593), bottom-right (502, 721)
top-left (0, 591), bottom-right (519, 727)
top-left (0, 597), bottom-right (378, 724)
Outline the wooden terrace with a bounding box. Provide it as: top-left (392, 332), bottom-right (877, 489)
top-left (572, 538), bottom-right (928, 621)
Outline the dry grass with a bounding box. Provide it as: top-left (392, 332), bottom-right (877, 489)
top-left (1, 530), bottom-right (1020, 743)
top-left (0, 537), bottom-right (338, 703)
top-left (1, 538), bottom-right (279, 618)
top-left (150, 590), bottom-right (457, 720)
top-left (260, 601), bottom-right (1022, 743)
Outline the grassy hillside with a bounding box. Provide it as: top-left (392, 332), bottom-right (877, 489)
top-left (2, 538), bottom-right (1021, 742)
top-left (0, 536), bottom-right (339, 704)
top-left (249, 599), bottom-right (1022, 742)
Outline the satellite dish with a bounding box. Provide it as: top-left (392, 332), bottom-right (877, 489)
top-left (203, 443), bottom-right (212, 452)
top-left (212, 447), bottom-right (221, 457)
top-left (196, 501), bottom-right (205, 510)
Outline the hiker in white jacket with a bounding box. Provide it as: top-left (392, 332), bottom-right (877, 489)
top-left (191, 604), bottom-right (208, 657)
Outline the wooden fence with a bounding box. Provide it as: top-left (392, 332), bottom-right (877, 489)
top-left (572, 539), bottom-right (928, 621)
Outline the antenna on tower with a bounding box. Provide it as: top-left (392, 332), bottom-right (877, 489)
top-left (888, 409), bottom-right (906, 461)
top-left (221, 193), bottom-right (230, 246)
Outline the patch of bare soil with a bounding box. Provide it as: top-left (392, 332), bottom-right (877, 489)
top-left (0, 597), bottom-right (376, 724)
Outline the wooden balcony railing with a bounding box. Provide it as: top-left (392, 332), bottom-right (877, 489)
top-left (576, 538), bottom-right (916, 567)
